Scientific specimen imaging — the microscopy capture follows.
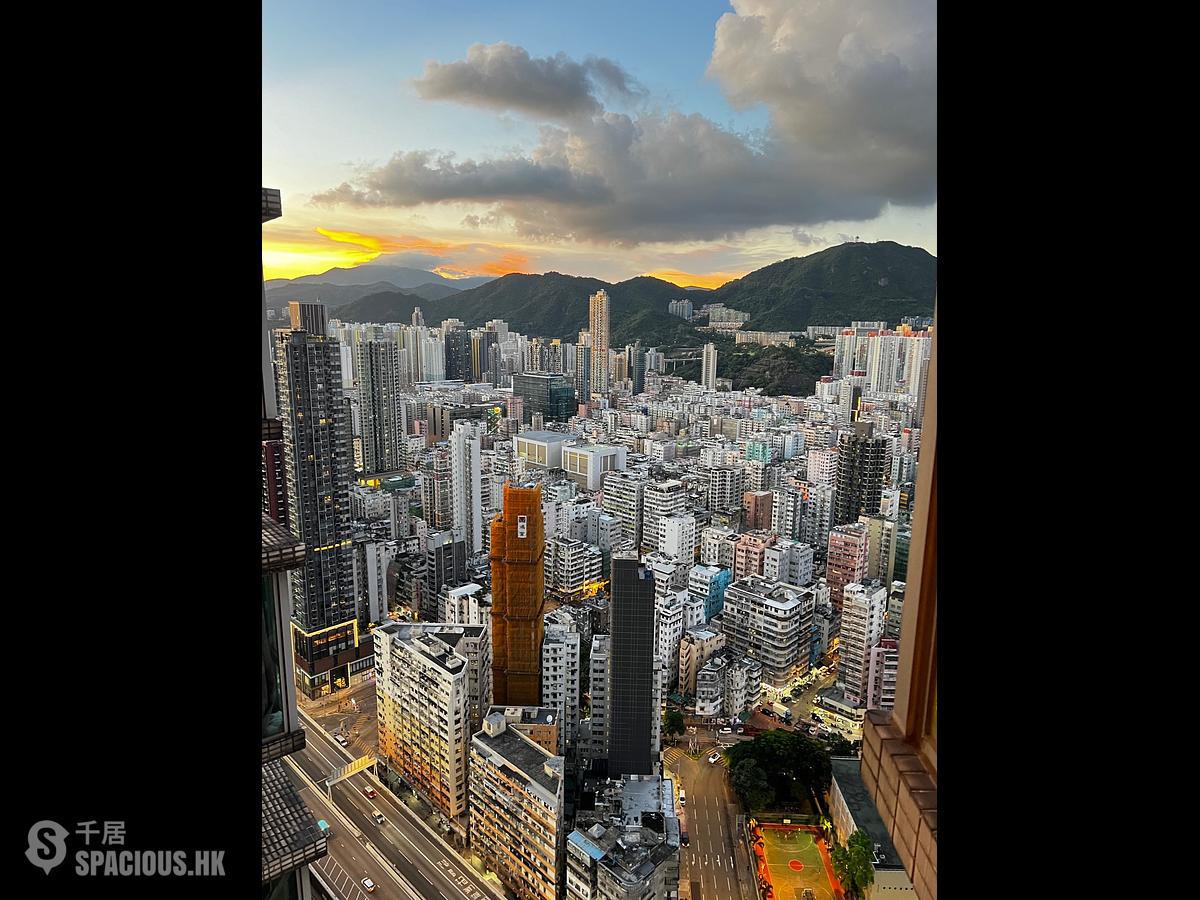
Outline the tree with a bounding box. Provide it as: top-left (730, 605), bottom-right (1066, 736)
top-left (831, 830), bottom-right (876, 899)
top-left (730, 758), bottom-right (774, 812)
top-left (664, 710), bottom-right (686, 742)
top-left (829, 735), bottom-right (857, 756)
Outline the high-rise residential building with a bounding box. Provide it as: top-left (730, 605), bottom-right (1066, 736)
top-left (677, 626), bottom-right (726, 696)
top-left (826, 522), bottom-right (870, 615)
top-left (807, 447), bottom-right (839, 485)
top-left (763, 539), bottom-right (814, 588)
top-left (866, 637), bottom-right (900, 711)
top-left (699, 524), bottom-right (738, 568)
top-left (884, 581), bottom-right (906, 642)
top-left (513, 372), bottom-right (575, 424)
top-left (469, 712), bottom-right (565, 900)
top-left (491, 484), bottom-right (547, 706)
top-left (602, 471), bottom-right (645, 548)
top-left (771, 487), bottom-right (804, 540)
top-left (893, 523), bottom-right (912, 582)
top-left (642, 479), bottom-right (687, 552)
top-left (545, 537), bottom-right (603, 597)
top-left (424, 529), bottom-right (467, 620)
top-left (687, 563), bottom-right (732, 621)
top-left (421, 446), bottom-right (453, 529)
top-left (626, 342), bottom-right (646, 394)
top-left (542, 608), bottom-right (582, 754)
top-left (706, 464), bottom-right (745, 512)
top-left (450, 419), bottom-right (486, 554)
top-left (608, 553), bottom-right (656, 777)
top-left (722, 576), bottom-right (816, 688)
top-left (277, 301), bottom-right (371, 700)
top-left (833, 421), bottom-right (893, 526)
top-left (578, 634), bottom-right (610, 763)
top-left (733, 530), bottom-right (777, 579)
top-left (444, 326), bottom-right (472, 382)
top-left (374, 622), bottom-right (470, 836)
top-left (658, 514), bottom-right (697, 562)
top-left (654, 589), bottom-right (688, 693)
top-left (412, 306), bottom-right (425, 327)
top-left (695, 649), bottom-right (763, 719)
top-left (355, 340), bottom-right (408, 475)
top-left (566, 776), bottom-right (680, 900)
top-left (860, 514), bottom-right (899, 586)
top-left (701, 342), bottom-right (718, 390)
top-left (743, 490), bottom-right (774, 531)
top-left (574, 330), bottom-right (592, 405)
top-left (262, 188), bottom-right (328, 899)
top-left (837, 580), bottom-right (888, 707)
top-left (588, 290), bottom-right (610, 397)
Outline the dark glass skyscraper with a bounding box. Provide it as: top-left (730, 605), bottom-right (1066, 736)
top-left (277, 301), bottom-right (371, 699)
top-left (512, 372), bottom-right (574, 424)
top-left (445, 326), bottom-right (471, 381)
top-left (608, 553), bottom-right (655, 777)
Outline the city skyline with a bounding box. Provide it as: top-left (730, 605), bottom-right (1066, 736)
top-left (263, 1), bottom-right (936, 285)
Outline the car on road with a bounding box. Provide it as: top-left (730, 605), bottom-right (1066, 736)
top-left (736, 727), bottom-right (744, 734)
top-left (719, 727), bottom-right (733, 734)
top-left (334, 734), bottom-right (349, 746)
top-left (371, 812), bottom-right (386, 825)
top-left (679, 789), bottom-right (686, 806)
top-left (362, 786), bottom-right (377, 799)
top-left (708, 751), bottom-right (722, 764)
top-left (362, 877), bottom-right (377, 893)
top-left (762, 710), bottom-right (775, 719)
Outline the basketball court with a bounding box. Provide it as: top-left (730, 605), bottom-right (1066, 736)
top-left (752, 824), bottom-right (842, 900)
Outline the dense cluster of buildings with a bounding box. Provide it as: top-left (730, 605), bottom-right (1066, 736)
top-left (263, 186), bottom-right (933, 900)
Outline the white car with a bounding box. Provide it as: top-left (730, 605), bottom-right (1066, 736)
top-left (708, 751), bottom-right (722, 764)
top-left (719, 727), bottom-right (733, 734)
top-left (362, 877), bottom-right (377, 893)
top-left (334, 734), bottom-right (349, 747)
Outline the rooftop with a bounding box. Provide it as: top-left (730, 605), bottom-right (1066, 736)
top-left (473, 719), bottom-right (563, 798)
top-left (830, 758), bottom-right (904, 870)
top-left (518, 430), bottom-right (572, 443)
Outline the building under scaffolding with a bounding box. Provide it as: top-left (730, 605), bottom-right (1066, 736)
top-left (490, 484), bottom-right (546, 706)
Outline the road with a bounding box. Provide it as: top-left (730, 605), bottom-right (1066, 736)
top-left (664, 743), bottom-right (755, 900)
top-left (283, 764), bottom-right (413, 900)
top-left (292, 712), bottom-right (507, 900)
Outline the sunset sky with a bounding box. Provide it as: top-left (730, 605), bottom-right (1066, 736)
top-left (262, 0), bottom-right (936, 287)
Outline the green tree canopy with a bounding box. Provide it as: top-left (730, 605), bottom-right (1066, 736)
top-left (664, 710), bottom-right (686, 738)
top-left (730, 758), bottom-right (774, 812)
top-left (831, 830), bottom-right (877, 899)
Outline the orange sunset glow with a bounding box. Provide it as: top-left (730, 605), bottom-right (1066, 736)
top-left (643, 269), bottom-right (747, 290)
top-left (262, 226), bottom-right (534, 282)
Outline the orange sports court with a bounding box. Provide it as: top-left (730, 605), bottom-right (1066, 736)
top-left (750, 822), bottom-right (844, 900)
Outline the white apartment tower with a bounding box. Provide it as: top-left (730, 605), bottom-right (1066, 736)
top-left (542, 608), bottom-right (583, 754)
top-left (450, 419), bottom-right (486, 554)
top-left (701, 342), bottom-right (718, 391)
top-left (642, 480), bottom-right (687, 552)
